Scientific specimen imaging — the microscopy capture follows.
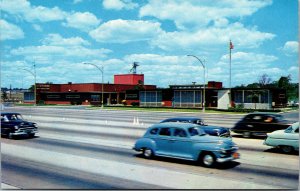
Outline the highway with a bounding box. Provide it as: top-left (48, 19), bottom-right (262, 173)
top-left (1, 106), bottom-right (299, 189)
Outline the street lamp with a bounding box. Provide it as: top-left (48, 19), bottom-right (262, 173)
top-left (83, 62), bottom-right (104, 108)
top-left (23, 63), bottom-right (36, 106)
top-left (187, 55), bottom-right (206, 112)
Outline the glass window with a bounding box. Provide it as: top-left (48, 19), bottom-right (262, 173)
top-left (295, 128), bottom-right (299, 133)
top-left (174, 128), bottom-right (187, 137)
top-left (284, 126), bottom-right (293, 133)
top-left (234, 91), bottom-right (243, 103)
top-left (150, 128), bottom-right (159, 135)
top-left (159, 128), bottom-right (171, 136)
top-left (188, 127), bottom-right (199, 136)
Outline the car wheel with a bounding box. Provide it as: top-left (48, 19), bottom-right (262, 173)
top-left (200, 152), bottom-right (216, 168)
top-left (242, 131), bottom-right (251, 138)
top-left (28, 133), bottom-right (35, 138)
top-left (142, 148), bottom-right (153, 159)
top-left (8, 133), bottom-right (13, 139)
top-left (280, 145), bottom-right (293, 153)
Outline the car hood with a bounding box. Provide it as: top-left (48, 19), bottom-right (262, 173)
top-left (191, 135), bottom-right (235, 146)
top-left (267, 130), bottom-right (286, 138)
top-left (11, 120), bottom-right (36, 126)
top-left (200, 127), bottom-right (228, 136)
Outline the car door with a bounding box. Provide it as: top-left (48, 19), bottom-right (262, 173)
top-left (249, 114), bottom-right (264, 133)
top-left (170, 128), bottom-right (193, 159)
top-left (284, 126), bottom-right (299, 150)
top-left (1, 115), bottom-right (11, 135)
top-left (154, 127), bottom-right (173, 155)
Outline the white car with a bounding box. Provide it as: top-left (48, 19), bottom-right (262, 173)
top-left (264, 122), bottom-right (299, 153)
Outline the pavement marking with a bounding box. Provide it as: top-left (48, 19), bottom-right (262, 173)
top-left (1, 143), bottom-right (284, 189)
top-left (37, 132), bottom-right (299, 171)
top-left (1, 183), bottom-right (19, 189)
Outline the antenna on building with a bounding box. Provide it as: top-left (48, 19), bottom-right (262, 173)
top-left (129, 62), bottom-right (139, 74)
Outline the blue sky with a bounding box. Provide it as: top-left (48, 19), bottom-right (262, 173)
top-left (1, 0), bottom-right (298, 89)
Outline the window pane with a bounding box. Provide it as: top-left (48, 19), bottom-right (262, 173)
top-left (159, 128), bottom-right (171, 136)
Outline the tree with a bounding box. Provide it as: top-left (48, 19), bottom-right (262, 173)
top-left (278, 75), bottom-right (291, 89)
top-left (258, 74), bottom-right (272, 87)
top-left (1, 90), bottom-right (8, 101)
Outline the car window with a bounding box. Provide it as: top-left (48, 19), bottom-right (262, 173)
top-left (284, 126), bottom-right (293, 133)
top-left (149, 128), bottom-right (159, 135)
top-left (196, 120), bottom-right (203, 125)
top-left (174, 128), bottom-right (187, 137)
top-left (188, 127), bottom-right (205, 136)
top-left (159, 128), bottom-right (171, 136)
top-left (263, 116), bottom-right (274, 123)
top-left (1, 115), bottom-right (9, 122)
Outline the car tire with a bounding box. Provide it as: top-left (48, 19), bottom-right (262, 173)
top-left (242, 131), bottom-right (251, 138)
top-left (28, 133), bottom-right (35, 138)
top-left (280, 145), bottom-right (294, 153)
top-left (200, 152), bottom-right (216, 168)
top-left (142, 148), bottom-right (154, 159)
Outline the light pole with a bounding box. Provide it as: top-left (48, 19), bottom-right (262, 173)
top-left (23, 63), bottom-right (36, 106)
top-left (84, 62), bottom-right (104, 108)
top-left (187, 55), bottom-right (206, 112)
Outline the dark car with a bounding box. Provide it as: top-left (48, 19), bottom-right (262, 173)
top-left (1, 112), bottom-right (38, 138)
top-left (160, 117), bottom-right (231, 137)
top-left (231, 112), bottom-right (292, 138)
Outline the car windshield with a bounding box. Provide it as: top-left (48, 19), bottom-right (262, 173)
top-left (8, 114), bottom-right (23, 121)
top-left (188, 127), bottom-right (206, 136)
top-left (284, 122), bottom-right (299, 133)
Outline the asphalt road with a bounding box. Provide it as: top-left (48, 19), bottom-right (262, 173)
top-left (1, 107), bottom-right (299, 189)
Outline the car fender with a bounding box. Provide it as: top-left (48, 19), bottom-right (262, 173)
top-left (134, 137), bottom-right (157, 153)
top-left (192, 141), bottom-right (222, 160)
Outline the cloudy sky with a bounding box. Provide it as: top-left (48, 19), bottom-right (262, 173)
top-left (1, 0), bottom-right (298, 89)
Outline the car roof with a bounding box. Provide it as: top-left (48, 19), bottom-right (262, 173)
top-left (161, 117), bottom-right (202, 121)
top-left (1, 112), bottom-right (21, 115)
top-left (246, 112), bottom-right (282, 117)
top-left (151, 122), bottom-right (200, 129)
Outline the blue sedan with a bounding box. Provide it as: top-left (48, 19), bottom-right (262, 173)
top-left (133, 123), bottom-right (239, 167)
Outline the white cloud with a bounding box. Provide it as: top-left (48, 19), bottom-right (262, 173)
top-left (103, 0), bottom-right (138, 10)
top-left (32, 24), bottom-right (43, 32)
top-left (1, 0), bottom-right (66, 22)
top-left (151, 22), bottom-right (275, 51)
top-left (282, 41), bottom-right (298, 55)
top-left (41, 34), bottom-right (90, 46)
top-left (63, 12), bottom-right (101, 32)
top-left (11, 45), bottom-right (111, 60)
top-left (220, 52), bottom-right (278, 64)
top-left (140, 0), bottom-right (272, 30)
top-left (73, 0), bottom-right (83, 4)
top-left (0, 19), bottom-right (24, 40)
top-left (89, 19), bottom-right (163, 43)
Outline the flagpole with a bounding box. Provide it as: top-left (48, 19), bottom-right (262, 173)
top-left (229, 40), bottom-right (232, 108)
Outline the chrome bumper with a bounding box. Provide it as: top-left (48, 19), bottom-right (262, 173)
top-left (10, 129), bottom-right (38, 136)
top-left (217, 153), bottom-right (240, 163)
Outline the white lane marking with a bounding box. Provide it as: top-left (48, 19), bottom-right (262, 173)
top-left (1, 183), bottom-right (19, 189)
top-left (38, 132), bottom-right (299, 171)
top-left (39, 131), bottom-right (133, 150)
top-left (1, 143), bottom-right (283, 189)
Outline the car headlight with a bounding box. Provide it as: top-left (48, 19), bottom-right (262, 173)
top-left (33, 123), bottom-right (38, 128)
top-left (14, 125), bottom-right (19, 130)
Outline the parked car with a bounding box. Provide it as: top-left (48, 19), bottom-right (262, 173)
top-left (231, 112), bottom-right (292, 138)
top-left (1, 112), bottom-right (38, 138)
top-left (133, 123), bottom-right (239, 167)
top-left (160, 117), bottom-right (231, 137)
top-left (264, 122), bottom-right (299, 153)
